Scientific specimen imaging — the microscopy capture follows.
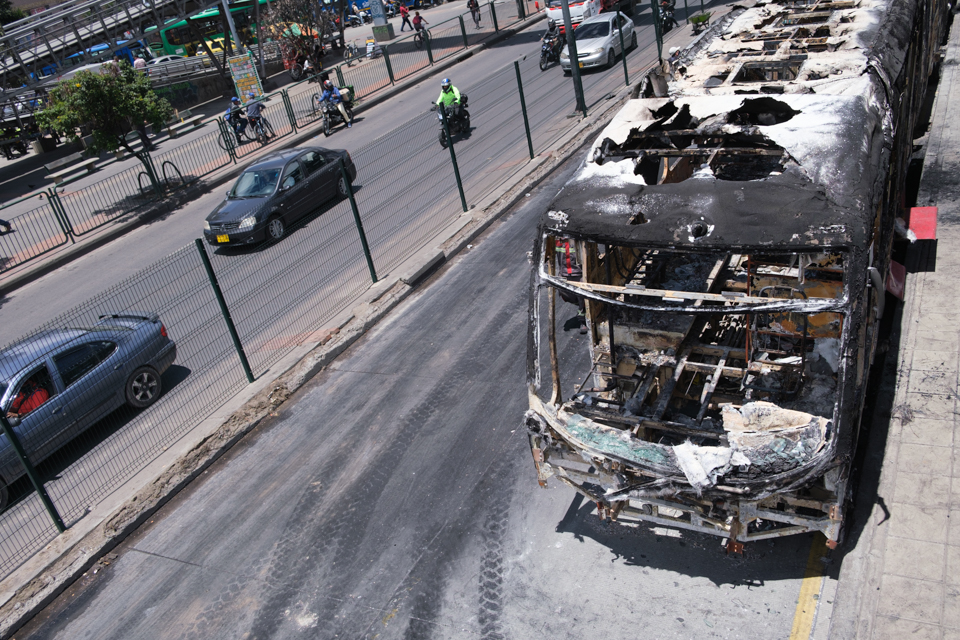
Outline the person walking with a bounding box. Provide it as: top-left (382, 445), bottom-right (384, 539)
top-left (467, 0), bottom-right (481, 28)
top-left (399, 3), bottom-right (412, 31)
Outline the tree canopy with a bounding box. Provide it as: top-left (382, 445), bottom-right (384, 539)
top-left (0, 0), bottom-right (26, 26)
top-left (262, 0), bottom-right (343, 60)
top-left (37, 62), bottom-right (173, 155)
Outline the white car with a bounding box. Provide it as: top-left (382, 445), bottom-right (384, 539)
top-left (546, 0), bottom-right (601, 31)
top-left (146, 55), bottom-right (186, 66)
top-left (560, 12), bottom-right (636, 72)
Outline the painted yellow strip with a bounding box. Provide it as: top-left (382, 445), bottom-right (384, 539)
top-left (789, 534), bottom-right (828, 640)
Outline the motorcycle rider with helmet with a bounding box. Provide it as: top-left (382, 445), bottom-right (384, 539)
top-left (320, 79), bottom-right (353, 128)
top-left (435, 78), bottom-right (463, 120)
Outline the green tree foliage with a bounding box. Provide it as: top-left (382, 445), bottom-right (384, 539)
top-left (37, 61), bottom-right (173, 158)
top-left (0, 0), bottom-right (26, 26)
top-left (263, 0), bottom-right (340, 63)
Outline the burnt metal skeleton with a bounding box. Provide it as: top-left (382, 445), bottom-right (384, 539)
top-left (525, 0), bottom-right (948, 550)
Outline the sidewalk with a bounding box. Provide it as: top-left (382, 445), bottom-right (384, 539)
top-left (830, 14), bottom-right (960, 640)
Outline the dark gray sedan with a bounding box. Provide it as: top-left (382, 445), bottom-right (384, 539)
top-left (0, 313), bottom-right (176, 509)
top-left (203, 147), bottom-right (357, 246)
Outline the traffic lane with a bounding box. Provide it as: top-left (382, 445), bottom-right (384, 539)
top-left (17, 144), bottom-right (812, 640)
top-left (0, 18), bottom-right (554, 344)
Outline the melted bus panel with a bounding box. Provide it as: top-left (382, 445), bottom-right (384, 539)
top-left (525, 0), bottom-right (949, 549)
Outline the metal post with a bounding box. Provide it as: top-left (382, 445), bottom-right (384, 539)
top-left (221, 0), bottom-right (244, 54)
top-left (46, 188), bottom-right (74, 239)
top-left (382, 45), bottom-right (396, 83)
top-left (683, 0), bottom-right (689, 23)
top-left (216, 117), bottom-right (238, 162)
top-left (514, 61), bottom-right (534, 159)
top-left (458, 15), bottom-right (469, 49)
top-left (439, 107), bottom-right (468, 212)
top-left (0, 415), bottom-right (65, 532)
top-left (335, 65), bottom-right (346, 87)
top-left (560, 0), bottom-right (586, 115)
top-left (194, 239), bottom-right (254, 383)
top-left (517, 0), bottom-right (526, 20)
top-left (700, 0), bottom-right (705, 15)
top-left (425, 29), bottom-right (435, 64)
top-left (281, 90), bottom-right (298, 131)
top-left (650, 0), bottom-right (663, 63)
top-left (617, 16), bottom-right (629, 86)
top-left (338, 159), bottom-right (378, 284)
top-left (254, 0), bottom-right (265, 76)
top-left (490, 1), bottom-right (499, 31)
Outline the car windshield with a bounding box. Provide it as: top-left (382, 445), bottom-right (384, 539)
top-left (575, 22), bottom-right (610, 39)
top-left (230, 169), bottom-right (281, 198)
top-left (548, 0), bottom-right (562, 6)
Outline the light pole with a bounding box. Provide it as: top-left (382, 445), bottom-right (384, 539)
top-left (559, 0), bottom-right (587, 115)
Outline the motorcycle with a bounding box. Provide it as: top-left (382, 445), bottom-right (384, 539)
top-left (346, 10), bottom-right (372, 27)
top-left (659, 0), bottom-right (679, 33)
top-left (317, 88), bottom-right (355, 136)
top-left (432, 95), bottom-right (470, 148)
top-left (539, 34), bottom-right (563, 71)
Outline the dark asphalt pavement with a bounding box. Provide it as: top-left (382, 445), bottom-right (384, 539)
top-left (17, 143), bottom-right (813, 640)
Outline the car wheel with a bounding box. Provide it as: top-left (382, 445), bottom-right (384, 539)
top-left (631, 32), bottom-right (637, 50)
top-left (267, 215), bottom-right (285, 241)
top-left (606, 48), bottom-right (615, 69)
top-left (338, 176), bottom-right (349, 197)
top-left (126, 366), bottom-right (161, 409)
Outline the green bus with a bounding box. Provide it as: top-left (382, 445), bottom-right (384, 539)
top-left (149, 0), bottom-right (271, 57)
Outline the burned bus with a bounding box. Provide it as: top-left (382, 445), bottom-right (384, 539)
top-left (525, 0), bottom-right (947, 549)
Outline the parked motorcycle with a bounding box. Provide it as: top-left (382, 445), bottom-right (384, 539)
top-left (433, 96), bottom-right (470, 148)
top-left (540, 33), bottom-right (563, 71)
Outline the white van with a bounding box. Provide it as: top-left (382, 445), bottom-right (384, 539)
top-left (545, 0), bottom-right (602, 31)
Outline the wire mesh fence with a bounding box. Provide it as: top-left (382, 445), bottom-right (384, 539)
top-left (0, 194), bottom-right (70, 273)
top-left (0, 0), bottom-right (694, 580)
top-left (56, 161), bottom-right (160, 237)
top-left (151, 128), bottom-right (234, 188)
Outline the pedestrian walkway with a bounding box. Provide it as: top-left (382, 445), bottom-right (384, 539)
top-left (831, 13), bottom-right (960, 640)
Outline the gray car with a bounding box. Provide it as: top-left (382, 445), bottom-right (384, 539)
top-left (204, 147), bottom-right (357, 246)
top-left (560, 12), bottom-right (637, 72)
top-left (0, 313), bottom-right (176, 509)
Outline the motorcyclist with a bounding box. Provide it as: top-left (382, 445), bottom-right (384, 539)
top-left (541, 22), bottom-right (563, 57)
top-left (244, 92), bottom-right (270, 138)
top-left (320, 79), bottom-right (353, 128)
top-left (224, 96), bottom-right (247, 143)
top-left (659, 0), bottom-right (679, 29)
top-left (434, 78), bottom-right (463, 122)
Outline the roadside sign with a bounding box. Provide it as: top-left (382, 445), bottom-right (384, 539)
top-left (227, 51), bottom-right (263, 99)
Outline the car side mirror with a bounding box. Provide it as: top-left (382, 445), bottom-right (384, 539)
top-left (5, 415), bottom-right (20, 427)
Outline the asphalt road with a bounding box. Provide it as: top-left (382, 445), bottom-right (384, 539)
top-left (0, 0), bottom-right (735, 580)
top-left (15, 140), bottom-right (823, 640)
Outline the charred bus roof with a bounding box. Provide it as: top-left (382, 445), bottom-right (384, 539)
top-left (540, 0), bottom-right (912, 252)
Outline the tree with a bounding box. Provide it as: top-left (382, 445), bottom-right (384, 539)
top-left (262, 0), bottom-right (339, 66)
top-left (37, 61), bottom-right (172, 169)
top-left (0, 0), bottom-right (26, 26)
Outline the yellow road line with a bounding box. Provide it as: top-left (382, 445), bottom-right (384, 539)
top-left (789, 534), bottom-right (828, 640)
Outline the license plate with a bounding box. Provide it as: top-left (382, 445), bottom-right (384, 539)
top-left (579, 62), bottom-right (584, 68)
top-left (217, 234), bottom-right (229, 243)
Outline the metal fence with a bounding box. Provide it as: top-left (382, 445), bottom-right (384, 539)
top-left (0, 0), bottom-right (691, 580)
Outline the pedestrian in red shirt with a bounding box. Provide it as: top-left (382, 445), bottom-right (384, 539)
top-left (399, 3), bottom-right (412, 31)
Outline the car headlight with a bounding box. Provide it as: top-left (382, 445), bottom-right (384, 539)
top-left (560, 51), bottom-right (569, 60)
top-left (239, 216), bottom-right (257, 230)
top-left (587, 47), bottom-right (605, 55)
top-left (204, 220), bottom-right (211, 230)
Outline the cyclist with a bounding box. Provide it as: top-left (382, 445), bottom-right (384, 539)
top-left (412, 11), bottom-right (428, 34)
top-left (224, 96), bottom-right (247, 143)
top-left (245, 92), bottom-right (271, 139)
top-left (320, 79), bottom-right (353, 128)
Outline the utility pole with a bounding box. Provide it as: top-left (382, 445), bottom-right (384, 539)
top-left (222, 0), bottom-right (244, 55)
top-left (559, 0), bottom-right (586, 115)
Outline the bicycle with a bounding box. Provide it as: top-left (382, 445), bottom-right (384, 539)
top-left (247, 114), bottom-right (275, 145)
top-left (413, 28), bottom-right (431, 49)
top-left (343, 40), bottom-right (360, 65)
